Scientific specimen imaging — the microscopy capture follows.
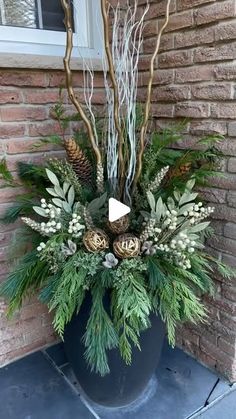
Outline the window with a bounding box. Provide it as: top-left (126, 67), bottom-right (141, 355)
top-left (0, 0), bottom-right (103, 68)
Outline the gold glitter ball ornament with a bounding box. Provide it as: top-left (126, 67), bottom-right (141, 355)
top-left (83, 229), bottom-right (109, 253)
top-left (107, 215), bottom-right (130, 234)
top-left (113, 233), bottom-right (141, 259)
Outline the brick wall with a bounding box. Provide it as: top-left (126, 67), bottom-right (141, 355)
top-left (0, 70), bottom-right (104, 365)
top-left (138, 0), bottom-right (236, 381)
top-left (0, 0), bottom-right (236, 381)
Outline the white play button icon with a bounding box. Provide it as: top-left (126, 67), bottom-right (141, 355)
top-left (108, 198), bottom-right (131, 222)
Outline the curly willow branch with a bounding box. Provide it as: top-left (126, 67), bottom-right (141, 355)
top-left (60, 0), bottom-right (103, 192)
top-left (100, 0), bottom-right (125, 189)
top-left (133, 0), bottom-right (172, 191)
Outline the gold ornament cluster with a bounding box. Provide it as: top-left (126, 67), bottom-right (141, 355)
top-left (113, 233), bottom-right (140, 259)
top-left (107, 214), bottom-right (130, 234)
top-left (83, 229), bottom-right (109, 253)
top-left (82, 217), bottom-right (141, 259)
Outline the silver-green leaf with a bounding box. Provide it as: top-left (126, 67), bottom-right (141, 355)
top-left (46, 169), bottom-right (60, 187)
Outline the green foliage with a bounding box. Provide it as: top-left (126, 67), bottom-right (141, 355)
top-left (0, 115), bottom-right (234, 377)
top-left (83, 284), bottom-right (119, 376)
top-left (0, 250), bottom-right (49, 316)
top-left (0, 158), bottom-right (14, 186)
top-left (48, 255), bottom-right (87, 337)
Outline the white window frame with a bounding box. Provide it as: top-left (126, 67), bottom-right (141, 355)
top-left (0, 0), bottom-right (103, 69)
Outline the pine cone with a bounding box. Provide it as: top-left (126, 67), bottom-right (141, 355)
top-left (64, 138), bottom-right (93, 185)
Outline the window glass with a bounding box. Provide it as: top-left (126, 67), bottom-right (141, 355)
top-left (0, 0), bottom-right (66, 31)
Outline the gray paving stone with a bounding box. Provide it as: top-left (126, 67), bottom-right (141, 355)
top-left (197, 389), bottom-right (236, 419)
top-left (207, 379), bottom-right (230, 404)
top-left (63, 341), bottom-right (220, 419)
top-left (45, 342), bottom-right (68, 367)
top-left (0, 351), bottom-right (94, 419)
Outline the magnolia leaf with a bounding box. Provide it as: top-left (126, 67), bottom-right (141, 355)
top-left (155, 197), bottom-right (164, 221)
top-left (68, 186), bottom-right (75, 206)
top-left (167, 197), bottom-right (175, 211)
top-left (46, 169), bottom-right (60, 187)
top-left (52, 198), bottom-right (63, 208)
top-left (88, 193), bottom-right (107, 214)
top-left (63, 182), bottom-right (70, 195)
top-left (173, 190), bottom-right (181, 201)
top-left (33, 206), bottom-right (48, 217)
top-left (179, 192), bottom-right (198, 206)
top-left (46, 188), bottom-right (58, 197)
top-left (189, 222), bottom-right (210, 233)
top-left (54, 185), bottom-right (65, 199)
top-left (140, 210), bottom-right (150, 219)
top-left (178, 203), bottom-right (194, 215)
top-left (62, 201), bottom-right (72, 213)
top-left (147, 191), bottom-right (156, 211)
top-left (186, 178), bottom-right (196, 191)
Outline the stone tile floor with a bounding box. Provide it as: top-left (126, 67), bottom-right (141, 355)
top-left (0, 340), bottom-right (235, 419)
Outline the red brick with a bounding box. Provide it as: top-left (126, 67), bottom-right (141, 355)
top-left (216, 22), bottom-right (236, 42)
top-left (228, 158), bottom-right (236, 173)
top-left (175, 65), bottom-right (214, 83)
top-left (141, 69), bottom-right (175, 86)
top-left (151, 103), bottom-right (174, 118)
top-left (191, 83), bottom-right (232, 100)
top-left (159, 50), bottom-right (193, 68)
top-left (28, 121), bottom-right (63, 137)
top-left (0, 339), bottom-right (48, 366)
top-left (175, 102), bottom-right (210, 118)
top-left (0, 232), bottom-right (13, 247)
top-left (143, 20), bottom-right (159, 37)
top-left (198, 187), bottom-right (227, 204)
top-left (222, 253), bottom-right (236, 268)
top-left (217, 138), bottom-right (236, 156)
top-left (4, 139), bottom-right (58, 154)
top-left (224, 223), bottom-right (236, 240)
top-left (195, 43), bottom-right (236, 63)
top-left (200, 337), bottom-right (235, 364)
top-left (0, 90), bottom-right (22, 104)
top-left (227, 191), bottom-right (236, 208)
top-left (177, 0), bottom-right (215, 12)
top-left (0, 187), bottom-right (26, 202)
top-left (197, 350), bottom-right (217, 368)
top-left (0, 71), bottom-right (48, 87)
top-left (0, 124), bottom-right (26, 139)
top-left (190, 121), bottom-right (227, 136)
top-left (143, 34), bottom-right (174, 54)
top-left (0, 106), bottom-right (47, 122)
top-left (164, 10), bottom-right (194, 32)
top-left (209, 235), bottom-right (236, 256)
top-left (145, 0), bottom-right (176, 19)
top-left (228, 123), bottom-right (236, 137)
top-left (218, 338), bottom-right (236, 357)
top-left (212, 204), bottom-right (236, 222)
top-left (211, 103), bottom-right (236, 119)
top-left (175, 27), bottom-right (214, 49)
top-left (152, 85), bottom-right (191, 102)
top-left (195, 1), bottom-right (236, 26)
top-left (23, 90), bottom-right (61, 104)
top-left (214, 64), bottom-right (236, 81)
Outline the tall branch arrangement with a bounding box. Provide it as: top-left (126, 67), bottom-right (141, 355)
top-left (61, 0), bottom-right (171, 202)
top-left (0, 0), bottom-right (233, 377)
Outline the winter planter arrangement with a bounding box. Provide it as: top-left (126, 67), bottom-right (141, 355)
top-left (0, 0), bottom-right (234, 408)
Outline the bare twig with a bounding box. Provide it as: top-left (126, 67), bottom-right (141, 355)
top-left (61, 0), bottom-right (103, 192)
top-left (100, 0), bottom-right (125, 191)
top-left (133, 0), bottom-right (172, 191)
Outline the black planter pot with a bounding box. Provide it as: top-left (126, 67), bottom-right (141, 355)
top-left (64, 293), bottom-right (165, 408)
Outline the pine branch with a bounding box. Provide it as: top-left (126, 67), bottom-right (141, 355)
top-left (0, 250), bottom-right (49, 316)
top-left (83, 284), bottom-right (118, 376)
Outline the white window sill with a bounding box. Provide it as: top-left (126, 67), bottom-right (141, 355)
top-left (0, 52), bottom-right (103, 71)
